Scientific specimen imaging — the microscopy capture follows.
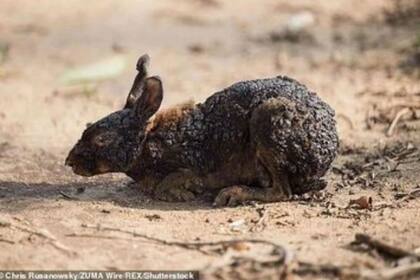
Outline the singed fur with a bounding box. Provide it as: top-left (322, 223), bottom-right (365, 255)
top-left (149, 100), bottom-right (195, 132)
top-left (66, 55), bottom-right (339, 206)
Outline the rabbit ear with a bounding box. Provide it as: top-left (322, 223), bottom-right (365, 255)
top-left (124, 54), bottom-right (150, 109)
top-left (134, 76), bottom-right (163, 120)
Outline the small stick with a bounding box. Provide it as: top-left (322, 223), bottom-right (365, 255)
top-left (354, 233), bottom-right (419, 260)
top-left (66, 233), bottom-right (134, 241)
top-left (400, 187), bottom-right (420, 202)
top-left (362, 262), bottom-right (420, 280)
top-left (0, 218), bottom-right (75, 255)
top-left (337, 113), bottom-right (355, 130)
top-left (82, 224), bottom-right (285, 255)
top-left (365, 105), bottom-right (375, 129)
top-left (293, 261), bottom-right (345, 277)
top-left (293, 260), bottom-right (420, 279)
top-left (1, 218), bottom-right (55, 240)
top-left (59, 191), bottom-right (79, 200)
top-left (392, 149), bottom-right (419, 161)
top-left (0, 238), bottom-right (15, 244)
top-left (386, 107), bottom-right (411, 137)
top-left (386, 103), bottom-right (420, 110)
top-left (408, 188), bottom-right (420, 198)
top-left (250, 206), bottom-right (268, 232)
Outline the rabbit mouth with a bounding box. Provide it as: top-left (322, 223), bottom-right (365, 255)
top-left (67, 163), bottom-right (94, 177)
top-left (71, 166), bottom-right (94, 177)
top-left (65, 155), bottom-right (95, 177)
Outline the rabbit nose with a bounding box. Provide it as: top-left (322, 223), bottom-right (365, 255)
top-left (65, 155), bottom-right (74, 167)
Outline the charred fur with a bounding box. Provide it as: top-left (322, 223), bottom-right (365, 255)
top-left (66, 55), bottom-right (339, 206)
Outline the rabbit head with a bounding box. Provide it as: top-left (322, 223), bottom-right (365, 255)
top-left (65, 54), bottom-right (163, 176)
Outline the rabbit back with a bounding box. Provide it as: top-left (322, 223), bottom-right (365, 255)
top-left (135, 76), bottom-right (338, 193)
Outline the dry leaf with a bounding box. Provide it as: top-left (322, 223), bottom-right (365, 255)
top-left (228, 242), bottom-right (250, 252)
top-left (349, 196), bottom-right (373, 210)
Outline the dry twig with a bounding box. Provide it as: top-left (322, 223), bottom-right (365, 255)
top-left (386, 107), bottom-right (411, 136)
top-left (0, 237), bottom-right (14, 244)
top-left (59, 191), bottom-right (79, 200)
top-left (377, 262), bottom-right (420, 279)
top-left (82, 224), bottom-right (285, 256)
top-left (66, 233), bottom-right (134, 241)
top-left (0, 218), bottom-right (75, 255)
top-left (353, 233), bottom-right (420, 260)
top-left (250, 206), bottom-right (268, 232)
top-left (292, 261), bottom-right (351, 278)
top-left (82, 223), bottom-right (288, 278)
top-left (337, 113), bottom-right (355, 130)
top-left (362, 262), bottom-right (420, 280)
top-left (398, 187), bottom-right (420, 202)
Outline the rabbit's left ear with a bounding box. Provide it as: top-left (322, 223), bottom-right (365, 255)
top-left (125, 54), bottom-right (150, 109)
top-left (134, 76), bottom-right (163, 121)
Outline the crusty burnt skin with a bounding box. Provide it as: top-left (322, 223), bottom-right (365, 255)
top-left (66, 54), bottom-right (339, 206)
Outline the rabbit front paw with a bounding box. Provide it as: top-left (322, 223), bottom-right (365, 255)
top-left (154, 185), bottom-right (196, 202)
top-left (152, 171), bottom-right (201, 202)
top-left (213, 185), bottom-right (291, 207)
top-left (213, 185), bottom-right (254, 207)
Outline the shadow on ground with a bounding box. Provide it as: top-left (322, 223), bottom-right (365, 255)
top-left (0, 179), bottom-right (215, 213)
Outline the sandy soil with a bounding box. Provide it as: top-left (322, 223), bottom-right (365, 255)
top-left (0, 0), bottom-right (419, 279)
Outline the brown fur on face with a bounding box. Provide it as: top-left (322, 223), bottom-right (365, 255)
top-left (66, 55), bottom-right (164, 177)
top-left (96, 160), bottom-right (113, 173)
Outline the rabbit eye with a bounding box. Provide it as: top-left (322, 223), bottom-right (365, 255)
top-left (92, 133), bottom-right (114, 147)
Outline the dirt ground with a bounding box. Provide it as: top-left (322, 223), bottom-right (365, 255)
top-left (0, 0), bottom-right (419, 279)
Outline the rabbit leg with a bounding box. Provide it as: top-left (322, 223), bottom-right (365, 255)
top-left (214, 98), bottom-right (304, 207)
top-left (213, 183), bottom-right (289, 207)
top-left (153, 170), bottom-right (204, 202)
top-left (255, 150), bottom-right (293, 198)
top-left (250, 97), bottom-right (303, 200)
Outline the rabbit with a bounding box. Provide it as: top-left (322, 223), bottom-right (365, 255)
top-left (65, 54), bottom-right (339, 206)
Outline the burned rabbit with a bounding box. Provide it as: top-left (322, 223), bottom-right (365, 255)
top-left (65, 54), bottom-right (339, 206)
